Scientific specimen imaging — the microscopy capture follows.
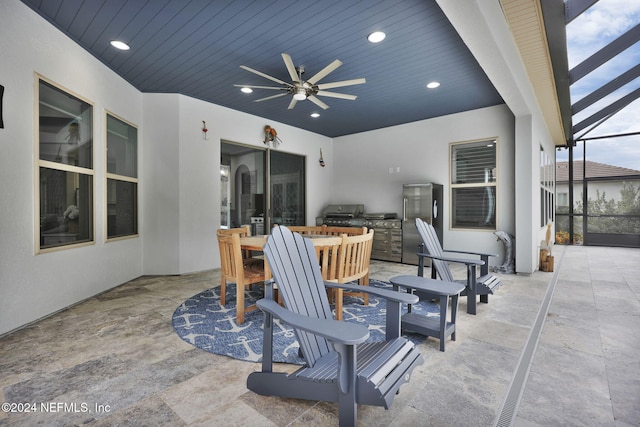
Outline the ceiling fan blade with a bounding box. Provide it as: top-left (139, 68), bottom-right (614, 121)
top-left (306, 59), bottom-right (342, 84)
top-left (316, 91), bottom-right (357, 100)
top-left (234, 84), bottom-right (285, 90)
top-left (307, 95), bottom-right (330, 110)
top-left (288, 98), bottom-right (298, 110)
top-left (240, 65), bottom-right (292, 86)
top-left (316, 78), bottom-right (366, 90)
top-left (282, 53), bottom-right (299, 82)
top-left (254, 93), bottom-right (289, 102)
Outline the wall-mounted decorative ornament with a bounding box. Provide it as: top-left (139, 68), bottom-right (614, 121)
top-left (319, 149), bottom-right (325, 167)
top-left (202, 121), bottom-right (208, 140)
top-left (263, 125), bottom-right (282, 147)
top-left (0, 84), bottom-right (4, 129)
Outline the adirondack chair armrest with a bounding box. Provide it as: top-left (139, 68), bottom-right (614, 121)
top-left (324, 282), bottom-right (419, 305)
top-left (256, 298), bottom-right (370, 345)
top-left (444, 249), bottom-right (498, 258)
top-left (442, 250), bottom-right (495, 277)
top-left (417, 252), bottom-right (485, 266)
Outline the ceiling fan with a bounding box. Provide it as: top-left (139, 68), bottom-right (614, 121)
top-left (235, 53), bottom-right (366, 110)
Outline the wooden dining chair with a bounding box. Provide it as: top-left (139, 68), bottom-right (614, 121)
top-left (278, 225), bottom-right (327, 236)
top-left (217, 225), bottom-right (264, 286)
top-left (216, 229), bottom-right (266, 324)
top-left (322, 226), bottom-right (368, 236)
top-left (331, 229), bottom-right (374, 320)
top-left (217, 225), bottom-right (258, 262)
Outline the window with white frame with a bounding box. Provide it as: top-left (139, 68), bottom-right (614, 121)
top-left (450, 139), bottom-right (497, 230)
top-left (106, 113), bottom-right (138, 239)
top-left (540, 145), bottom-right (555, 227)
top-left (37, 77), bottom-right (94, 251)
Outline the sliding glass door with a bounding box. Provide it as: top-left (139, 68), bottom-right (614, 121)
top-left (270, 150), bottom-right (305, 227)
top-left (220, 141), bottom-right (305, 234)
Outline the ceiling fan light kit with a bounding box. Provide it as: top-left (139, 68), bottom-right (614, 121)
top-left (235, 53), bottom-right (365, 110)
top-left (293, 87), bottom-right (307, 101)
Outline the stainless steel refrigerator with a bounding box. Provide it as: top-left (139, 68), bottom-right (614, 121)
top-left (402, 183), bottom-right (443, 265)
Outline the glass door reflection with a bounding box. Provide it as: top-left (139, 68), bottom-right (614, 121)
top-left (220, 142), bottom-right (305, 234)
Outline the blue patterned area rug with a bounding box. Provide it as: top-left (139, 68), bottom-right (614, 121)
top-left (171, 279), bottom-right (439, 365)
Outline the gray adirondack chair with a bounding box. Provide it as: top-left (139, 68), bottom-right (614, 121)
top-left (247, 226), bottom-right (424, 426)
top-left (415, 218), bottom-right (501, 315)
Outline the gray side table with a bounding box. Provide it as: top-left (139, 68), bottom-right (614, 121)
top-left (390, 275), bottom-right (465, 352)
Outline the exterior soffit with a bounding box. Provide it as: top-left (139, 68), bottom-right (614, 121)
top-left (500, 0), bottom-right (567, 146)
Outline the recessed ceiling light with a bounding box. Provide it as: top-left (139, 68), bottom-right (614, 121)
top-left (110, 40), bottom-right (130, 50)
top-left (240, 87), bottom-right (253, 94)
top-left (310, 112), bottom-right (320, 118)
top-left (426, 81), bottom-right (440, 89)
top-left (367, 31), bottom-right (386, 43)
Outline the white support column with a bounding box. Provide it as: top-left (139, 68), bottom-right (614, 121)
top-left (514, 115), bottom-right (538, 273)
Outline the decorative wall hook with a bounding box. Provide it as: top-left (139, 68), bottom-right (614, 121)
top-left (202, 121), bottom-right (208, 140)
top-left (319, 149), bottom-right (325, 167)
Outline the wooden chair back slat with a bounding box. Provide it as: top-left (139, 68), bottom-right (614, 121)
top-left (217, 232), bottom-right (245, 281)
top-left (218, 225), bottom-right (254, 259)
top-left (329, 229), bottom-right (374, 320)
top-left (312, 236), bottom-right (342, 282)
top-left (337, 230), bottom-right (374, 283)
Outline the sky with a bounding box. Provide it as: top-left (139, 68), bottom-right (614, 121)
top-left (557, 0), bottom-right (640, 171)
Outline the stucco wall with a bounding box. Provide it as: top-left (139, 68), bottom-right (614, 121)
top-left (332, 105), bottom-right (516, 266)
top-left (142, 93), bottom-right (333, 275)
top-left (0, 1), bottom-right (144, 335)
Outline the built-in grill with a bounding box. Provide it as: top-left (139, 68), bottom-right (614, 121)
top-left (316, 204), bottom-right (365, 227)
top-left (363, 213), bottom-right (397, 220)
top-left (317, 205), bottom-right (402, 263)
top-left (364, 213), bottom-right (402, 263)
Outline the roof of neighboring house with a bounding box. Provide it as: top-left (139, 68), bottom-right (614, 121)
top-left (556, 160), bottom-right (640, 183)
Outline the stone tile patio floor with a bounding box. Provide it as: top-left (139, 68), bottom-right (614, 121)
top-left (1, 245), bottom-right (638, 426)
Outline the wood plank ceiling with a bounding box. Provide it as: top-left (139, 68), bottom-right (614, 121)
top-left (20, 0), bottom-right (506, 137)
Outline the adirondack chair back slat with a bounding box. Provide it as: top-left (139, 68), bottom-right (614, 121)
top-left (264, 227), bottom-right (333, 366)
top-left (415, 219), bottom-right (455, 282)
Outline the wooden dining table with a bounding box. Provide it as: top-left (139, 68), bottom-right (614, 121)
top-left (239, 234), bottom-right (341, 281)
top-left (239, 233), bottom-right (352, 314)
top-left (239, 234), bottom-right (278, 303)
top-left (240, 234), bottom-right (338, 251)
top-left (239, 235), bottom-right (268, 251)
top-left (239, 235), bottom-right (272, 283)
